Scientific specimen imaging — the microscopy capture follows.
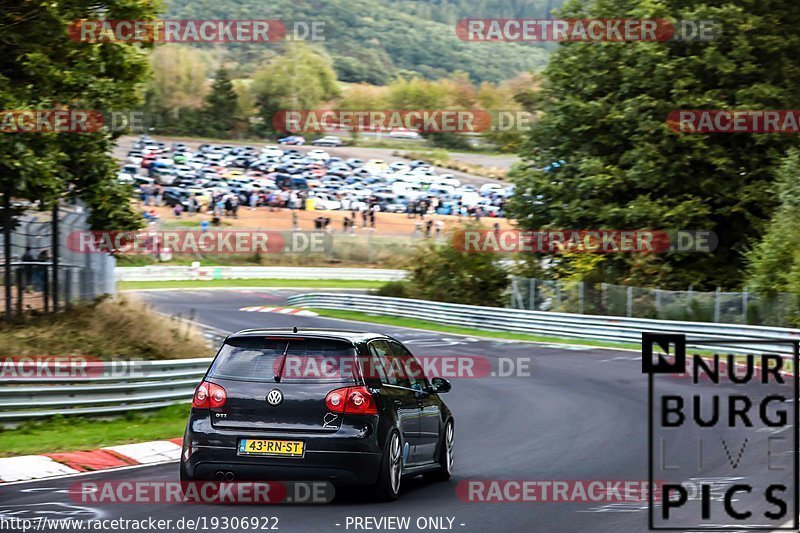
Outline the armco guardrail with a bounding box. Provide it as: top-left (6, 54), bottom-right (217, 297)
top-left (286, 293), bottom-right (800, 356)
top-left (0, 358), bottom-right (213, 422)
top-left (116, 266), bottom-right (407, 282)
top-left (0, 322), bottom-right (227, 423)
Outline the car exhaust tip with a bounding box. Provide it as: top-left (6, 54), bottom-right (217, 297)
top-left (224, 471), bottom-right (235, 481)
top-left (215, 470), bottom-right (225, 481)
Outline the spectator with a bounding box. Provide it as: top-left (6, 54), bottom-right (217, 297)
top-left (33, 249), bottom-right (49, 292)
top-left (21, 247), bottom-right (34, 290)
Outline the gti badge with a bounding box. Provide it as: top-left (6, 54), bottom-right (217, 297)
top-left (266, 389), bottom-right (283, 406)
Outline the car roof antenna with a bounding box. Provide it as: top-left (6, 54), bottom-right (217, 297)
top-left (293, 326), bottom-right (298, 333)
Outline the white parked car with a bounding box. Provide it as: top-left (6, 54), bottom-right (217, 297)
top-left (307, 149), bottom-right (331, 162)
top-left (312, 192), bottom-right (342, 210)
top-left (436, 174), bottom-right (461, 188)
top-left (389, 162), bottom-right (411, 173)
top-left (389, 128), bottom-right (421, 139)
top-left (261, 145), bottom-right (284, 157)
top-left (480, 182), bottom-right (504, 195)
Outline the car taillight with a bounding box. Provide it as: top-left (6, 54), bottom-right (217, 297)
top-left (209, 382), bottom-right (227, 408)
top-left (192, 381), bottom-right (227, 409)
top-left (325, 386), bottom-right (377, 415)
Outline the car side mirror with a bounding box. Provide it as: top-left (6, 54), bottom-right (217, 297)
top-left (430, 377), bottom-right (451, 393)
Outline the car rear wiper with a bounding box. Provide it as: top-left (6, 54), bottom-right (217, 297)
top-left (273, 341), bottom-right (290, 383)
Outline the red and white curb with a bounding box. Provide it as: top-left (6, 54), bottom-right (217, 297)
top-left (239, 306), bottom-right (318, 316)
top-left (0, 438), bottom-right (182, 483)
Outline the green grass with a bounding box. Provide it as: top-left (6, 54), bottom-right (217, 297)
top-left (0, 404), bottom-right (189, 457)
top-left (119, 278), bottom-right (386, 290)
top-left (305, 307), bottom-right (642, 351)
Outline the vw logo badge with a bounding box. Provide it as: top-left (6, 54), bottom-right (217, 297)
top-left (267, 389), bottom-right (283, 406)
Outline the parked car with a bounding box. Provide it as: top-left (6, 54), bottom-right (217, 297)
top-left (307, 149), bottom-right (331, 162)
top-left (388, 128), bottom-right (420, 139)
top-left (278, 135), bottom-right (306, 145)
top-left (312, 136), bottom-right (344, 147)
top-left (179, 329), bottom-right (454, 501)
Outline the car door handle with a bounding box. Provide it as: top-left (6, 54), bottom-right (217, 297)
top-left (393, 400), bottom-right (402, 406)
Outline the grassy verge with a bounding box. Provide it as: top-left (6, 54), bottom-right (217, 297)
top-left (394, 149), bottom-right (508, 179)
top-left (119, 279), bottom-right (386, 290)
top-left (0, 297), bottom-right (208, 359)
top-left (305, 307), bottom-right (641, 351)
top-left (0, 404), bottom-right (189, 457)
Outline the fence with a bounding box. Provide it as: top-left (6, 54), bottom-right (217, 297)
top-left (286, 292), bottom-right (800, 356)
top-left (5, 292), bottom-right (800, 422)
top-left (0, 199), bottom-right (116, 319)
top-left (118, 225), bottom-right (444, 268)
top-left (509, 277), bottom-right (798, 328)
top-left (116, 266), bottom-right (408, 282)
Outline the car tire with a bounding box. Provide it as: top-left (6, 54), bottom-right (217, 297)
top-left (425, 420), bottom-right (454, 482)
top-left (372, 430), bottom-right (403, 501)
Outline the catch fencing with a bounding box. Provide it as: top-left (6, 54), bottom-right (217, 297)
top-left (286, 292), bottom-right (800, 356)
top-left (1, 200), bottom-right (116, 318)
top-left (510, 277), bottom-right (798, 328)
top-left (3, 293), bottom-right (800, 422)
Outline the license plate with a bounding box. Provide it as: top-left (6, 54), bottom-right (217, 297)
top-left (238, 439), bottom-right (304, 457)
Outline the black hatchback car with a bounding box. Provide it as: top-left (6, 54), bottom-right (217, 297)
top-left (180, 328), bottom-right (454, 501)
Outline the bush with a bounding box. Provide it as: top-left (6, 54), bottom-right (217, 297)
top-left (398, 234), bottom-right (510, 307)
top-left (375, 280), bottom-right (411, 298)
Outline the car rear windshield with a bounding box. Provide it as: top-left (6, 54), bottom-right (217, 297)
top-left (208, 337), bottom-right (358, 383)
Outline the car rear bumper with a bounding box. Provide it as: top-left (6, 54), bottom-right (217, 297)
top-left (185, 450), bottom-right (382, 486)
top-left (182, 417), bottom-right (383, 486)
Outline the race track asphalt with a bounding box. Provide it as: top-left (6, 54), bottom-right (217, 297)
top-left (0, 289), bottom-right (794, 533)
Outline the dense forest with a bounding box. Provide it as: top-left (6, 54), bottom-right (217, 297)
top-left (165, 0), bottom-right (563, 83)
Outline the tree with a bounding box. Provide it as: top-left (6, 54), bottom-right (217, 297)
top-left (382, 229), bottom-right (510, 307)
top-left (0, 0), bottom-right (156, 229)
top-left (251, 43), bottom-right (339, 135)
top-left (200, 68), bottom-right (241, 138)
top-left (508, 0), bottom-right (800, 290)
top-left (143, 45), bottom-right (210, 134)
top-left (746, 149), bottom-right (800, 295)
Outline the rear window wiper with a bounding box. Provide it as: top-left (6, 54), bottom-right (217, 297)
top-left (273, 341), bottom-right (290, 383)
